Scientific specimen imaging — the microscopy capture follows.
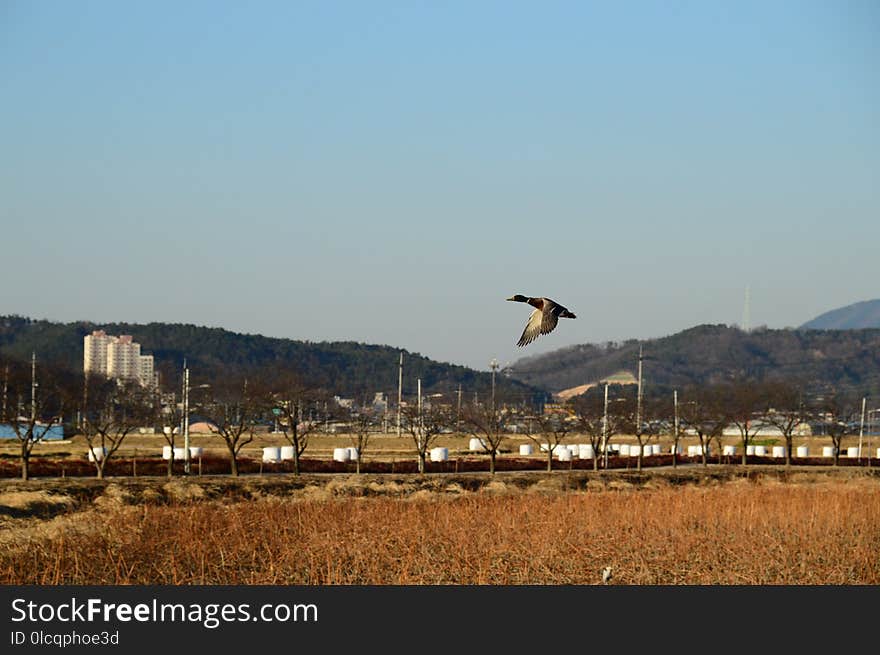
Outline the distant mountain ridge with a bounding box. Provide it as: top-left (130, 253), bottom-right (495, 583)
top-left (800, 299), bottom-right (880, 330)
top-left (507, 323), bottom-right (880, 397)
top-left (0, 315), bottom-right (541, 401)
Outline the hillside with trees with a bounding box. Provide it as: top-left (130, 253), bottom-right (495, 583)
top-left (507, 324), bottom-right (880, 397)
top-left (0, 315), bottom-right (541, 402)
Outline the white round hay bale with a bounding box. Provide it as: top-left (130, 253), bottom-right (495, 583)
top-left (189, 447), bottom-right (203, 458)
top-left (347, 447), bottom-right (359, 461)
top-left (519, 444), bottom-right (533, 456)
top-left (332, 447), bottom-right (350, 462)
top-left (629, 445), bottom-right (641, 457)
top-left (670, 444), bottom-right (682, 455)
top-left (430, 447), bottom-right (448, 462)
top-left (796, 446), bottom-right (809, 458)
top-left (847, 446), bottom-right (860, 458)
top-left (611, 443), bottom-right (621, 453)
top-left (162, 445), bottom-right (173, 460)
top-left (87, 447), bottom-right (106, 462)
top-left (619, 444), bottom-right (631, 456)
top-left (754, 445), bottom-right (766, 457)
top-left (772, 446), bottom-right (785, 458)
top-left (746, 445), bottom-right (756, 456)
top-left (539, 442), bottom-right (550, 452)
top-left (262, 446), bottom-right (281, 463)
top-left (723, 445), bottom-right (736, 456)
top-left (173, 447), bottom-right (187, 460)
top-left (578, 444), bottom-right (594, 459)
top-left (469, 438), bottom-right (485, 452)
top-left (280, 446), bottom-right (295, 460)
top-left (557, 447), bottom-right (572, 461)
top-left (651, 444), bottom-right (662, 455)
top-left (822, 446), bottom-right (835, 458)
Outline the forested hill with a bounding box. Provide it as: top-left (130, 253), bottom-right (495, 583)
top-left (507, 324), bottom-right (880, 397)
top-left (0, 316), bottom-right (541, 401)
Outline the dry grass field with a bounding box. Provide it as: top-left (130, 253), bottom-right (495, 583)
top-left (1, 468), bottom-right (878, 585)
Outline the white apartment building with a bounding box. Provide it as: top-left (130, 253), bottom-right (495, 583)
top-left (83, 330), bottom-right (157, 387)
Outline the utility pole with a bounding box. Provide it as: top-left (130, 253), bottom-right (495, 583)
top-left (183, 365), bottom-right (191, 474)
top-left (30, 352), bottom-right (37, 422)
top-left (858, 396), bottom-right (866, 462)
top-left (489, 358), bottom-right (499, 413)
top-left (636, 345), bottom-right (644, 438)
top-left (456, 384), bottom-right (462, 432)
top-left (602, 382), bottom-right (609, 469)
top-left (397, 352), bottom-right (403, 437)
top-left (673, 389), bottom-right (680, 468)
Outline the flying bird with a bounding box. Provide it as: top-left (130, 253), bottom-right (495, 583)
top-left (506, 295), bottom-right (576, 347)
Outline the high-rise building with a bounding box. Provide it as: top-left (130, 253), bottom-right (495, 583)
top-left (83, 330), bottom-right (157, 387)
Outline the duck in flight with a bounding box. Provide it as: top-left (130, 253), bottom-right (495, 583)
top-left (506, 295), bottom-right (576, 347)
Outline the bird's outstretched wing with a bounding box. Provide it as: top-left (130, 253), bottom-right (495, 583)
top-left (517, 308), bottom-right (559, 347)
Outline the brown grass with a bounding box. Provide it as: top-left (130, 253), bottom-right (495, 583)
top-left (1, 474), bottom-right (878, 585)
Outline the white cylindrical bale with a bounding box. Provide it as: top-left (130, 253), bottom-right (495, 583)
top-left (347, 447), bottom-right (359, 461)
top-left (670, 444), bottom-right (683, 455)
top-left (556, 447), bottom-right (572, 462)
top-left (687, 445), bottom-right (697, 457)
top-left (796, 446), bottom-right (809, 458)
top-left (578, 444), bottom-right (594, 459)
top-left (539, 442), bottom-right (550, 452)
top-left (173, 447), bottom-right (187, 461)
top-left (822, 446), bottom-right (835, 458)
top-left (651, 444), bottom-right (662, 455)
top-left (189, 447), bottom-right (203, 458)
top-left (280, 446), bottom-right (295, 460)
top-left (772, 446), bottom-right (786, 458)
top-left (430, 447), bottom-right (448, 462)
top-left (519, 444), bottom-right (533, 456)
top-left (87, 447), bottom-right (106, 462)
top-left (262, 446), bottom-right (281, 463)
top-left (754, 445), bottom-right (766, 457)
top-left (619, 444), bottom-right (631, 456)
top-left (162, 446), bottom-right (173, 460)
top-left (847, 446), bottom-right (860, 458)
top-left (746, 445), bottom-right (756, 456)
top-left (332, 447), bottom-right (350, 462)
top-left (629, 445), bottom-right (641, 457)
top-left (611, 444), bottom-right (621, 453)
top-left (723, 445), bottom-right (736, 456)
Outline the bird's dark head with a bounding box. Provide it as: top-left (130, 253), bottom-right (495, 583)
top-left (506, 295), bottom-right (529, 303)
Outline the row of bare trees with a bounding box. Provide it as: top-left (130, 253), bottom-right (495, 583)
top-left (1, 354), bottom-right (872, 480)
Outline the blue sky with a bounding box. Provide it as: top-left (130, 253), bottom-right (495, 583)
top-left (2, 1), bottom-right (878, 371)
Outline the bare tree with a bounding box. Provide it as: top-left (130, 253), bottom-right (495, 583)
top-left (203, 377), bottom-right (261, 476)
top-left (461, 400), bottom-right (506, 474)
top-left (270, 373), bottom-right (322, 476)
top-left (571, 386), bottom-right (628, 471)
top-left (724, 380), bottom-right (772, 466)
top-left (678, 385), bottom-right (728, 467)
top-left (525, 410), bottom-right (574, 472)
top-left (81, 376), bottom-right (152, 479)
top-left (401, 402), bottom-right (452, 474)
top-left (811, 393), bottom-right (861, 466)
top-left (762, 382), bottom-right (810, 467)
top-left (1, 356), bottom-right (66, 481)
top-left (156, 385), bottom-right (183, 479)
top-left (347, 403), bottom-right (375, 475)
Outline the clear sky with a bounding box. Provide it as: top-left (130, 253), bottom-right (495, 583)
top-left (2, 1), bottom-right (878, 371)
